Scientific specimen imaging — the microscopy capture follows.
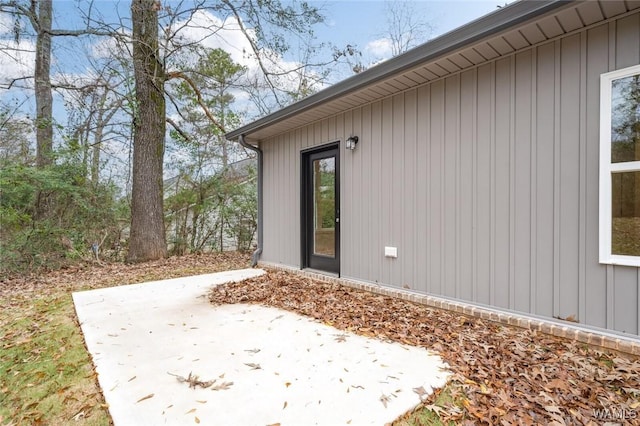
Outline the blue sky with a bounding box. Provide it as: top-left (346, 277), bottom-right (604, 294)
top-left (2, 0), bottom-right (508, 88)
top-left (0, 0), bottom-right (508, 182)
top-left (1, 0), bottom-right (509, 114)
top-left (1, 0), bottom-right (508, 137)
top-left (317, 0), bottom-right (507, 50)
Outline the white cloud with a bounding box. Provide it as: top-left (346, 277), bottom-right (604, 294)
top-left (85, 10), bottom-right (307, 94)
top-left (0, 39), bottom-right (35, 85)
top-left (365, 38), bottom-right (392, 59)
top-left (172, 11), bottom-right (256, 68)
top-left (0, 14), bottom-right (35, 85)
top-left (90, 29), bottom-right (131, 60)
top-left (1, 13), bottom-right (28, 83)
top-left (0, 12), bottom-right (13, 35)
top-left (171, 10), bottom-right (317, 101)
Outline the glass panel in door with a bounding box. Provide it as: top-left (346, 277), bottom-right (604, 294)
top-left (313, 157), bottom-right (336, 257)
top-left (302, 145), bottom-right (339, 274)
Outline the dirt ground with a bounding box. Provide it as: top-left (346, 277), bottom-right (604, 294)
top-left (0, 251), bottom-right (252, 300)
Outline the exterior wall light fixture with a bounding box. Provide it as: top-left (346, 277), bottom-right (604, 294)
top-left (346, 136), bottom-right (359, 150)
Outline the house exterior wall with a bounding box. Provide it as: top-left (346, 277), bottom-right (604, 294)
top-left (261, 12), bottom-right (640, 337)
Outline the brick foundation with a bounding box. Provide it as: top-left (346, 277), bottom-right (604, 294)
top-left (259, 262), bottom-right (640, 357)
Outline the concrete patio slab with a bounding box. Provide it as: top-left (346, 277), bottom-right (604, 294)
top-left (73, 269), bottom-right (450, 425)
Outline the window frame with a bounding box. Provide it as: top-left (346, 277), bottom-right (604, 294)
top-left (599, 64), bottom-right (640, 267)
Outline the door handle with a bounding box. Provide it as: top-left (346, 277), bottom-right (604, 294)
top-left (336, 218), bottom-right (340, 223)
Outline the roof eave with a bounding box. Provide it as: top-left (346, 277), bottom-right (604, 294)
top-left (225, 0), bottom-right (572, 141)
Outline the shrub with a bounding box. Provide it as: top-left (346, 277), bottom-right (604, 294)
top-left (0, 162), bottom-right (127, 275)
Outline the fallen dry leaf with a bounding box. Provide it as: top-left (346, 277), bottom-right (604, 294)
top-left (380, 393), bottom-right (391, 408)
top-left (244, 363), bottom-right (261, 370)
top-left (136, 393), bottom-right (154, 403)
top-left (168, 372), bottom-right (214, 389)
top-left (211, 381), bottom-right (233, 391)
top-left (1, 251), bottom-right (251, 299)
top-left (412, 386), bottom-right (427, 400)
top-left (423, 404), bottom-right (445, 416)
top-left (209, 269), bottom-right (640, 425)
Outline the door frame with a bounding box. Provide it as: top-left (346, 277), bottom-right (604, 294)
top-left (300, 142), bottom-right (340, 275)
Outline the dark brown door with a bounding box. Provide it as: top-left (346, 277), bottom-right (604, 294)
top-left (302, 144), bottom-right (340, 274)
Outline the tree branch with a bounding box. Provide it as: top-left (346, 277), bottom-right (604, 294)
top-left (1, 1), bottom-right (124, 37)
top-left (0, 75), bottom-right (32, 90)
top-left (166, 117), bottom-right (191, 142)
top-left (46, 28), bottom-right (118, 37)
top-left (165, 71), bottom-right (225, 133)
top-left (219, 0), bottom-right (282, 106)
top-left (51, 82), bottom-right (109, 91)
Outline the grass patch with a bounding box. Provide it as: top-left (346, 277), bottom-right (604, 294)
top-left (0, 294), bottom-right (110, 425)
top-left (394, 383), bottom-right (463, 426)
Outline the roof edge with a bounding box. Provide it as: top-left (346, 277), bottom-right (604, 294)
top-left (226, 0), bottom-right (572, 141)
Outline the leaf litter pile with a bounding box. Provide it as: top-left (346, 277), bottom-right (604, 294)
top-left (210, 270), bottom-right (640, 425)
top-left (0, 251), bottom-right (250, 300)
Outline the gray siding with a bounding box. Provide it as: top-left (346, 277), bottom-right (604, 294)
top-left (261, 13), bottom-right (640, 336)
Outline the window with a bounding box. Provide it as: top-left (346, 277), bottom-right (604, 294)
top-left (600, 64), bottom-right (640, 266)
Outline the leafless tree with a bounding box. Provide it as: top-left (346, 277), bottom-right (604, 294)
top-left (0, 99), bottom-right (33, 163)
top-left (382, 0), bottom-right (433, 57)
top-left (126, 0), bottom-right (351, 261)
top-left (62, 76), bottom-right (125, 185)
top-left (0, 0), bottom-right (118, 167)
top-left (2, 0), bottom-right (358, 261)
top-left (0, 0), bottom-right (123, 222)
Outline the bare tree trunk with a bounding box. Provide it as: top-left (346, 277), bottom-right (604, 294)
top-left (33, 0), bottom-right (53, 220)
top-left (219, 214), bottom-right (224, 252)
top-left (78, 126), bottom-right (89, 175)
top-left (35, 0), bottom-right (53, 168)
top-left (220, 87), bottom-right (228, 169)
top-left (127, 0), bottom-right (167, 263)
top-left (190, 210), bottom-right (200, 252)
top-left (91, 124), bottom-right (103, 185)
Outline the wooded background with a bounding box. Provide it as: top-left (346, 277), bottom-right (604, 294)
top-left (0, 0), bottom-right (430, 274)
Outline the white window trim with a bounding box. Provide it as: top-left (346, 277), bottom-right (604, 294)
top-left (599, 64), bottom-right (640, 267)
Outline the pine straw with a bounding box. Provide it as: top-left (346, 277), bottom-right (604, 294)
top-left (210, 270), bottom-right (640, 425)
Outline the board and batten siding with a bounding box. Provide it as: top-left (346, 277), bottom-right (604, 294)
top-left (260, 13), bottom-right (640, 336)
